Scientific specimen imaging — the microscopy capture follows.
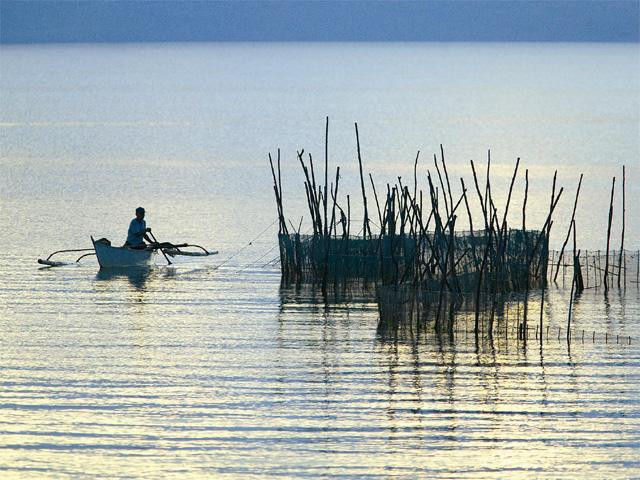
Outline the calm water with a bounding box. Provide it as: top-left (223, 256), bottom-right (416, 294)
top-left (1, 42), bottom-right (639, 478)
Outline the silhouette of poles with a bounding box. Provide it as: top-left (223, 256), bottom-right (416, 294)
top-left (618, 166), bottom-right (625, 288)
top-left (604, 177), bottom-right (615, 293)
top-left (354, 123), bottom-right (372, 239)
top-left (522, 169), bottom-right (528, 231)
top-left (554, 174), bottom-right (583, 283)
top-left (324, 116), bottom-right (329, 236)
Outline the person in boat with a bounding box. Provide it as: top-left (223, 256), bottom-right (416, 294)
top-left (124, 207), bottom-right (153, 249)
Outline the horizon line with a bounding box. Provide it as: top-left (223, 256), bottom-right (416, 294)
top-left (3, 38), bottom-right (639, 46)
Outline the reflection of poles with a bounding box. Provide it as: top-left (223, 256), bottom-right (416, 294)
top-left (475, 227), bottom-right (492, 344)
top-left (522, 290), bottom-right (528, 347)
top-left (567, 220), bottom-right (578, 343)
top-left (539, 250), bottom-right (547, 347)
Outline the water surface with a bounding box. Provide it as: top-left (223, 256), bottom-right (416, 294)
top-left (1, 42), bottom-right (639, 478)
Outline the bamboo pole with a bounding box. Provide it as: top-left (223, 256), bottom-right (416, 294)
top-left (585, 249), bottom-right (589, 287)
top-left (328, 167), bottom-right (341, 237)
top-left (434, 154), bottom-right (450, 219)
top-left (268, 153), bottom-right (282, 232)
top-left (278, 149), bottom-right (284, 227)
top-left (324, 117), bottom-right (329, 236)
top-left (298, 151), bottom-right (319, 234)
top-left (303, 182), bottom-right (316, 235)
top-left (604, 177), bottom-right (615, 293)
top-left (470, 160), bottom-right (488, 230)
top-left (498, 158), bottom-right (520, 275)
top-left (554, 173), bottom-right (583, 282)
top-left (572, 221), bottom-right (584, 293)
top-left (440, 145), bottom-right (454, 219)
top-left (268, 152), bottom-right (288, 236)
top-left (618, 165), bottom-right (625, 288)
top-left (346, 195), bottom-right (351, 238)
top-left (526, 187), bottom-right (564, 279)
top-left (354, 123), bottom-right (371, 238)
top-left (369, 173), bottom-right (383, 232)
top-left (501, 157), bottom-right (520, 229)
top-left (540, 171), bottom-right (558, 284)
top-left (522, 168), bottom-right (528, 231)
top-left (484, 150), bottom-right (492, 226)
top-left (460, 178), bottom-right (474, 232)
top-left (308, 153), bottom-right (323, 235)
top-left (413, 151), bottom-right (420, 205)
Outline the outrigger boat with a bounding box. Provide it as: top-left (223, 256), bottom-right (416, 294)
top-left (92, 237), bottom-right (157, 268)
top-left (38, 236), bottom-right (217, 269)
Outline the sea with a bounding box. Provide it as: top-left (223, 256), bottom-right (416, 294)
top-left (0, 42), bottom-right (639, 478)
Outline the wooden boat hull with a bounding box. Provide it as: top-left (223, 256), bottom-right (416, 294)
top-left (92, 237), bottom-right (156, 269)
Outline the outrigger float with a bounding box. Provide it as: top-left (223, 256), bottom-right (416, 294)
top-left (38, 236), bottom-right (217, 269)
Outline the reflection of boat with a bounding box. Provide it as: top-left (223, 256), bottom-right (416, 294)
top-left (92, 237), bottom-right (156, 269)
top-left (95, 267), bottom-right (153, 289)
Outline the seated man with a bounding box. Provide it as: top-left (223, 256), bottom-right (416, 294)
top-left (124, 207), bottom-right (153, 249)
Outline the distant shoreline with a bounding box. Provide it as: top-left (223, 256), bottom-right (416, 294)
top-left (2, 39), bottom-right (639, 46)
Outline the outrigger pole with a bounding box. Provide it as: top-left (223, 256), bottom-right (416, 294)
top-left (37, 248), bottom-right (96, 267)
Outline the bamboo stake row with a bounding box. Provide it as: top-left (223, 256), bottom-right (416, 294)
top-left (268, 122), bottom-right (632, 342)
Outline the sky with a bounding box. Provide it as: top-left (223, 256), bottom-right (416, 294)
top-left (1, 0), bottom-right (639, 44)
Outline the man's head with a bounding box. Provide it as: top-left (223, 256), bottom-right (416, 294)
top-left (135, 207), bottom-right (145, 220)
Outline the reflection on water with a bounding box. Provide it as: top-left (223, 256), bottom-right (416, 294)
top-left (95, 266), bottom-right (154, 290)
top-left (275, 280), bottom-right (639, 479)
top-left (280, 279), bottom-right (639, 351)
top-left (278, 279), bottom-right (377, 306)
top-left (0, 260), bottom-right (638, 478)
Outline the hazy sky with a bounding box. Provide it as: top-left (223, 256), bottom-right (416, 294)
top-left (1, 0), bottom-right (638, 44)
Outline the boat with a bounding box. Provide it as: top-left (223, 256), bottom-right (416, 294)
top-left (92, 237), bottom-right (157, 269)
top-left (38, 237), bottom-right (217, 269)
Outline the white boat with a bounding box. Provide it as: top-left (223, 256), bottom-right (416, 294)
top-left (92, 237), bottom-right (157, 269)
top-left (38, 237), bottom-right (217, 269)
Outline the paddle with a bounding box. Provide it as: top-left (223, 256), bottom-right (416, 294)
top-left (147, 230), bottom-right (172, 265)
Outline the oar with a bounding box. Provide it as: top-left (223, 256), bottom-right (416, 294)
top-left (148, 231), bottom-right (172, 265)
